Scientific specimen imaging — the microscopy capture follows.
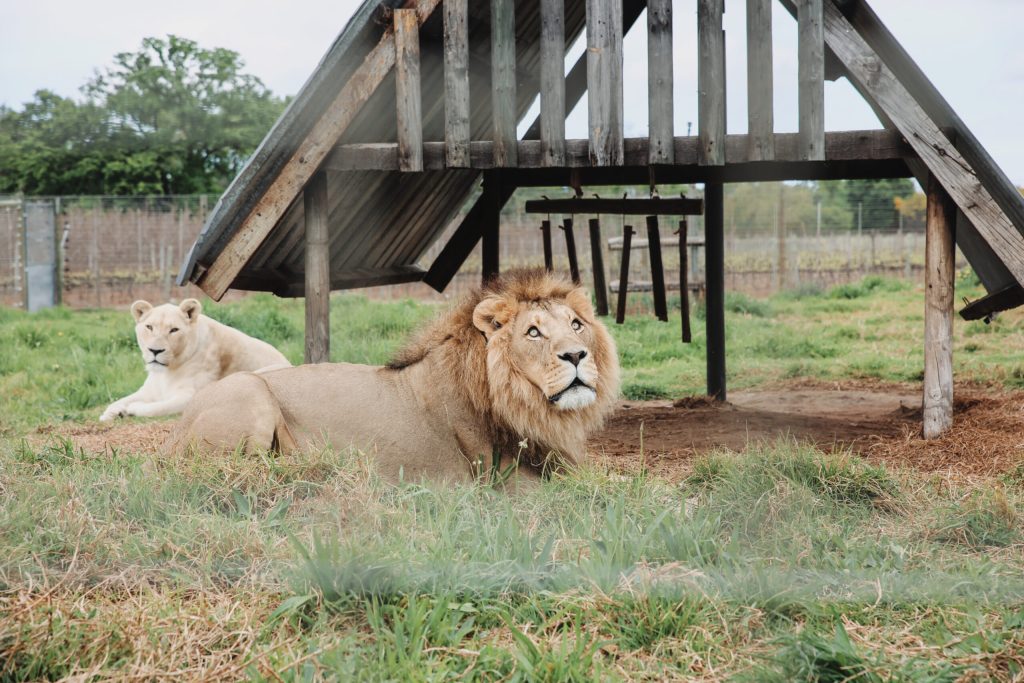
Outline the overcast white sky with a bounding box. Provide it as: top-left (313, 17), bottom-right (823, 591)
top-left (3, 1), bottom-right (1023, 184)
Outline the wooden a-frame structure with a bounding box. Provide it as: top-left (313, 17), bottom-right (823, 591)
top-left (177, 0), bottom-right (1024, 439)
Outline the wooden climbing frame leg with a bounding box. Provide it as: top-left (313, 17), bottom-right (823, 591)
top-left (923, 174), bottom-right (956, 439)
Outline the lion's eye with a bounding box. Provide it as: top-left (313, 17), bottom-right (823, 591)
top-left (169, 327), bottom-right (179, 334)
top-left (527, 326), bottom-right (541, 338)
top-left (146, 325), bottom-right (153, 331)
top-left (571, 319), bottom-right (583, 331)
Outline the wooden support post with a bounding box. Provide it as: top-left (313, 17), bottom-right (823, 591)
top-left (646, 215), bottom-right (668, 322)
top-left (562, 218), bottom-right (580, 284)
top-left (615, 225), bottom-right (634, 324)
top-left (588, 218), bottom-right (609, 315)
top-left (923, 173), bottom-right (956, 439)
top-left (541, 220), bottom-right (554, 271)
top-left (797, 0), bottom-right (825, 161)
top-left (705, 182), bottom-right (726, 400)
top-left (698, 0), bottom-right (725, 166)
top-left (586, 0), bottom-right (624, 166)
top-left (491, 0), bottom-right (517, 167)
top-left (395, 9), bottom-right (423, 172)
top-left (647, 0), bottom-right (673, 164)
top-left (746, 0), bottom-right (775, 160)
top-left (304, 172), bottom-right (330, 364)
top-left (540, 0), bottom-right (566, 166)
top-left (443, 0), bottom-right (470, 167)
top-left (482, 174), bottom-right (501, 282)
top-left (678, 219), bottom-right (692, 343)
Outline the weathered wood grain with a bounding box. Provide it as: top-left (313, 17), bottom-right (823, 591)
top-left (798, 0), bottom-right (825, 161)
top-left (443, 0), bottom-right (470, 167)
top-left (540, 0), bottom-right (566, 166)
top-left (395, 9), bottom-right (423, 172)
top-left (698, 0), bottom-right (725, 166)
top-left (525, 197), bottom-right (703, 215)
top-left (646, 215), bottom-right (668, 321)
top-left (588, 218), bottom-right (609, 315)
top-left (491, 0), bottom-right (517, 167)
top-left (303, 172), bottom-right (330, 363)
top-left (196, 0), bottom-right (442, 300)
top-left (647, 0), bottom-right (673, 164)
top-left (746, 0), bottom-right (774, 160)
top-left (586, 0), bottom-right (624, 165)
top-left (924, 173), bottom-right (956, 439)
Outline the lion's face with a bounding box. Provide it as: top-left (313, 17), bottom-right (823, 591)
top-left (130, 299), bottom-right (203, 372)
top-left (472, 286), bottom-right (618, 420)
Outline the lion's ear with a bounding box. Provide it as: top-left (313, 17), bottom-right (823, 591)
top-left (130, 300), bottom-right (152, 322)
top-left (566, 287), bottom-right (596, 321)
top-left (472, 295), bottom-right (512, 335)
top-left (179, 298), bottom-right (202, 323)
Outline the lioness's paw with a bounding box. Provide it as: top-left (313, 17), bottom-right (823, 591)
top-left (99, 407), bottom-right (123, 422)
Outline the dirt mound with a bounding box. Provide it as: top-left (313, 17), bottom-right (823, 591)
top-left (33, 420), bottom-right (173, 455)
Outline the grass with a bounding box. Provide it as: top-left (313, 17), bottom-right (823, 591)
top-left (0, 275), bottom-right (1023, 680)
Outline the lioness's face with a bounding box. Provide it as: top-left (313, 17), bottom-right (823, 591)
top-left (130, 299), bottom-right (202, 371)
top-left (474, 291), bottom-right (604, 411)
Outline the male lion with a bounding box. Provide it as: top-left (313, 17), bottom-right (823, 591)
top-left (164, 269), bottom-right (620, 484)
top-left (100, 299), bottom-right (291, 421)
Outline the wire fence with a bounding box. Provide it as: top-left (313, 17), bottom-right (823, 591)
top-left (0, 188), bottom-right (952, 311)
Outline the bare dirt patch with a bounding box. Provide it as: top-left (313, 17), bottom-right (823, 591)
top-left (33, 420), bottom-right (173, 455)
top-left (591, 383), bottom-right (1024, 480)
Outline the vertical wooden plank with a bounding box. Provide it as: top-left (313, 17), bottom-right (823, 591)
top-left (647, 0), bottom-right (674, 164)
top-left (705, 182), bottom-right (726, 399)
top-left (646, 215), bottom-right (668, 322)
top-left (541, 220), bottom-right (554, 270)
top-left (615, 225), bottom-right (634, 324)
top-left (540, 0), bottom-right (566, 166)
top-left (698, 0), bottom-right (726, 166)
top-left (562, 218), bottom-right (580, 284)
top-left (304, 172), bottom-right (330, 364)
top-left (798, 0), bottom-right (825, 161)
top-left (444, 0), bottom-right (470, 167)
top-left (491, 0), bottom-right (517, 167)
top-left (586, 0), bottom-right (624, 166)
top-left (923, 173), bottom-right (956, 439)
top-left (394, 9), bottom-right (423, 172)
top-left (588, 218), bottom-right (609, 316)
top-left (746, 0), bottom-right (775, 161)
top-left (678, 219), bottom-right (692, 343)
top-left (482, 173), bottom-right (501, 281)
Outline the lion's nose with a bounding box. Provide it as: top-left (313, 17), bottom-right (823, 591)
top-left (148, 347), bottom-right (165, 357)
top-left (559, 349), bottom-right (587, 366)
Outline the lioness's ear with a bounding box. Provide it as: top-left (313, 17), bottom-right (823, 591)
top-left (180, 298), bottom-right (202, 322)
top-left (472, 295), bottom-right (511, 335)
top-left (566, 287), bottom-right (595, 321)
top-left (130, 300), bottom-right (152, 322)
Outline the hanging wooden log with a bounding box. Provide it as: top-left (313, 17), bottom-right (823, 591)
top-left (615, 225), bottom-right (634, 325)
top-left (678, 219), bottom-right (692, 343)
top-left (562, 218), bottom-right (580, 284)
top-left (588, 218), bottom-right (609, 315)
top-left (646, 215), bottom-right (668, 322)
top-left (541, 220), bottom-right (554, 271)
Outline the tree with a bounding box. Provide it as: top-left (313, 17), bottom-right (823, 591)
top-left (0, 35), bottom-right (286, 196)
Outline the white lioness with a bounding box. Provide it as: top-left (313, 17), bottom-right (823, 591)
top-left (100, 298), bottom-right (290, 421)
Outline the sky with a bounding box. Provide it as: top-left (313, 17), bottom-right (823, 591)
top-left (2, 0), bottom-right (1023, 184)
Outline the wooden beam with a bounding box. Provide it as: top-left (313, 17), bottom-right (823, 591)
top-left (195, 0), bottom-right (441, 300)
top-left (746, 0), bottom-right (774, 161)
top-left (395, 9), bottom-right (423, 173)
top-left (821, 1), bottom-right (1024, 284)
top-left (959, 284), bottom-right (1024, 321)
top-left (541, 220), bottom-right (554, 270)
top-left (646, 215), bottom-right (668, 322)
top-left (326, 129), bottom-right (910, 171)
top-left (705, 181), bottom-right (726, 400)
top-left (304, 172), bottom-right (330, 363)
top-left (443, 0), bottom-right (470, 167)
top-left (586, 0), bottom-right (624, 165)
top-left (615, 224), bottom-right (634, 324)
top-left (491, 0), bottom-right (517, 167)
top-left (588, 218), bottom-right (609, 315)
top-left (924, 173), bottom-right (956, 439)
top-left (562, 218), bottom-right (581, 283)
top-left (798, 0), bottom-right (825, 161)
top-left (698, 0), bottom-right (726, 166)
top-left (524, 197), bottom-right (704, 215)
top-left (679, 219), bottom-right (692, 343)
top-left (647, 0), bottom-right (673, 164)
top-left (482, 173), bottom-right (501, 281)
top-left (540, 0), bottom-right (566, 166)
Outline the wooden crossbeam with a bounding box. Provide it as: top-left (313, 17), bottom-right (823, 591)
top-left (395, 10), bottom-right (423, 173)
top-left (443, 0), bottom-right (470, 167)
top-left (797, 0), bottom-right (825, 161)
top-left (524, 197), bottom-right (703, 215)
top-left (195, 0), bottom-right (441, 300)
top-left (746, 0), bottom-right (774, 161)
top-left (647, 0), bottom-right (673, 164)
top-left (586, 0), bottom-right (624, 165)
top-left (698, 0), bottom-right (726, 166)
top-left (821, 1), bottom-right (1024, 284)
